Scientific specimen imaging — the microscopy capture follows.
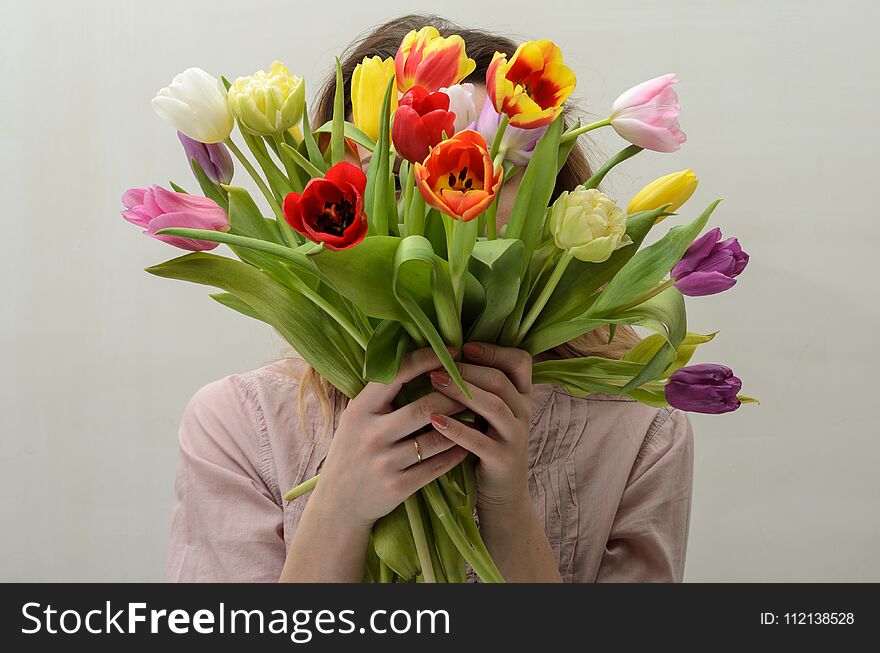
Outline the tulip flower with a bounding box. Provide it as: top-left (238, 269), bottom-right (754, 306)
top-left (414, 130), bottom-right (502, 222)
top-left (627, 169), bottom-right (697, 219)
top-left (610, 74), bottom-right (687, 153)
top-left (177, 132), bottom-right (234, 185)
top-left (440, 83), bottom-right (477, 134)
top-left (395, 27), bottom-right (476, 93)
top-left (548, 187), bottom-right (633, 263)
top-left (665, 364), bottom-right (742, 414)
top-left (151, 68), bottom-right (234, 144)
top-left (469, 97), bottom-right (547, 166)
top-left (672, 227), bottom-right (749, 296)
top-left (486, 40), bottom-right (575, 129)
top-left (282, 162), bottom-right (368, 250)
top-left (228, 61), bottom-right (306, 136)
top-left (352, 56), bottom-right (398, 141)
top-left (121, 185), bottom-right (229, 251)
top-left (392, 87), bottom-right (457, 164)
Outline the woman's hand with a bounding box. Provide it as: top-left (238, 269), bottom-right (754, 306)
top-left (427, 342), bottom-right (562, 582)
top-left (282, 347), bottom-right (469, 582)
top-left (427, 342), bottom-right (534, 512)
top-left (311, 347), bottom-right (469, 529)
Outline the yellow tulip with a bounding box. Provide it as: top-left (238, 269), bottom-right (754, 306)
top-left (351, 56), bottom-right (397, 141)
top-left (228, 61), bottom-right (305, 136)
top-left (627, 169), bottom-right (698, 220)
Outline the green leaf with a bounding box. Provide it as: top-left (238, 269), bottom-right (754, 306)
top-left (315, 120), bottom-right (377, 152)
top-left (505, 114), bottom-right (565, 270)
top-left (169, 181), bottom-right (189, 194)
top-left (372, 503), bottom-right (420, 580)
top-left (224, 185), bottom-right (281, 243)
top-left (280, 142), bottom-right (325, 179)
top-left (330, 58), bottom-right (346, 166)
top-left (364, 320), bottom-right (411, 383)
top-left (393, 236), bottom-right (469, 397)
top-left (624, 330), bottom-right (717, 378)
top-left (146, 252), bottom-right (364, 397)
top-left (556, 118), bottom-right (580, 174)
top-left (301, 102), bottom-right (328, 173)
top-left (364, 78), bottom-right (395, 236)
top-left (532, 356), bottom-right (648, 396)
top-left (532, 206), bottom-right (666, 330)
top-left (467, 238), bottom-right (523, 342)
top-left (612, 286), bottom-right (687, 393)
top-left (310, 236), bottom-right (404, 321)
top-left (588, 200), bottom-right (721, 316)
top-left (209, 292), bottom-right (267, 323)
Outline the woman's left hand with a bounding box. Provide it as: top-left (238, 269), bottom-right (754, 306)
top-left (428, 341), bottom-right (533, 512)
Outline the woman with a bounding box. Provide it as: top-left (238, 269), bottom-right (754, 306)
top-left (165, 14), bottom-right (695, 583)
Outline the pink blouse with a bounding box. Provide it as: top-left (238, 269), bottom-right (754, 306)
top-left (165, 355), bottom-right (694, 582)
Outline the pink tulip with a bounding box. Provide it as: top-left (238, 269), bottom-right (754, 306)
top-left (121, 185), bottom-right (229, 251)
top-left (610, 74), bottom-right (687, 153)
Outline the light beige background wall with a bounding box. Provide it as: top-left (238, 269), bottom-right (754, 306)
top-left (1, 0), bottom-right (877, 581)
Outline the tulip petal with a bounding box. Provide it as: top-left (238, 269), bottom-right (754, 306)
top-left (673, 270), bottom-right (737, 296)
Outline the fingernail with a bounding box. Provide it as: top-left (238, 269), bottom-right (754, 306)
top-left (430, 414), bottom-right (448, 430)
top-left (463, 342), bottom-right (483, 358)
top-left (429, 370), bottom-right (451, 387)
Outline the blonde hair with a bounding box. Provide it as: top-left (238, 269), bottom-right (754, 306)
top-left (287, 15), bottom-right (642, 427)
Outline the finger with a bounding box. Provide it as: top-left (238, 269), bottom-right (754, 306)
top-left (430, 413), bottom-right (503, 464)
top-left (462, 342), bottom-right (532, 393)
top-left (455, 362), bottom-right (529, 419)
top-left (400, 445), bottom-right (469, 495)
top-left (392, 430), bottom-right (457, 470)
top-left (429, 370), bottom-right (515, 436)
top-left (380, 391), bottom-right (466, 439)
top-left (358, 346), bottom-right (456, 408)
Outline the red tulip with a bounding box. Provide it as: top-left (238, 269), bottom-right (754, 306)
top-left (282, 162), bottom-right (368, 250)
top-left (414, 130), bottom-right (502, 222)
top-left (392, 86), bottom-right (457, 164)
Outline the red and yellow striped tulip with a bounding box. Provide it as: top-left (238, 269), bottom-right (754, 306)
top-left (395, 26), bottom-right (476, 93)
top-left (414, 130), bottom-right (502, 222)
top-left (486, 40), bottom-right (575, 129)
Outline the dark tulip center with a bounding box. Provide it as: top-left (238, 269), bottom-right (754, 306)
top-left (445, 166), bottom-right (478, 192)
top-left (316, 199), bottom-right (354, 236)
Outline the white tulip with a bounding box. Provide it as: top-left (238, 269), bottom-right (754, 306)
top-left (152, 67), bottom-right (234, 144)
top-left (440, 83), bottom-right (477, 134)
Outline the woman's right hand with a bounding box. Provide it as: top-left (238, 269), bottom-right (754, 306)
top-left (309, 347), bottom-right (469, 529)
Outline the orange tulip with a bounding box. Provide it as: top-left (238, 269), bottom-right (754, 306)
top-left (395, 26), bottom-right (476, 93)
top-left (414, 130), bottom-right (502, 222)
top-left (486, 40), bottom-right (576, 129)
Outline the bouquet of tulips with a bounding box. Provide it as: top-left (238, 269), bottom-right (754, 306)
top-left (123, 27), bottom-right (756, 582)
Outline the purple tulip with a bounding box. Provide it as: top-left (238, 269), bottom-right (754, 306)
top-left (121, 184), bottom-right (229, 251)
top-left (177, 131), bottom-right (234, 185)
top-left (671, 227), bottom-right (749, 296)
top-left (467, 99), bottom-right (547, 166)
top-left (665, 364), bottom-right (742, 414)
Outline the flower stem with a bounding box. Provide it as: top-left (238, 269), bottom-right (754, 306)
top-left (489, 114), bottom-right (509, 160)
top-left (515, 249), bottom-right (574, 344)
top-left (404, 494), bottom-right (437, 583)
top-left (559, 117), bottom-right (612, 143)
top-left (402, 162), bottom-right (416, 236)
top-left (225, 138), bottom-right (284, 220)
top-left (282, 473), bottom-right (319, 501)
top-left (613, 278), bottom-right (675, 314)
